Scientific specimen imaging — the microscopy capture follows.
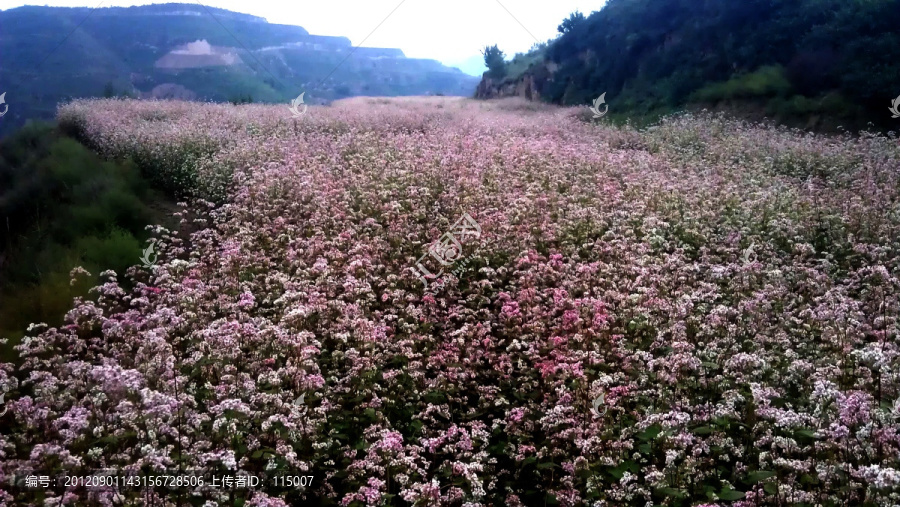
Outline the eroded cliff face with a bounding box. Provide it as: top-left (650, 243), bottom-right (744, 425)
top-left (474, 62), bottom-right (557, 101)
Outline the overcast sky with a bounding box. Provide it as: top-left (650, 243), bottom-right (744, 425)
top-left (0, 0), bottom-right (605, 70)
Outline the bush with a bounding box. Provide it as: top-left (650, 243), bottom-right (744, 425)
top-left (505, 47), bottom-right (546, 81)
top-left (0, 124), bottom-right (174, 359)
top-left (765, 92), bottom-right (860, 120)
top-left (75, 228), bottom-right (143, 276)
top-left (692, 66), bottom-right (792, 102)
top-left (785, 48), bottom-right (839, 96)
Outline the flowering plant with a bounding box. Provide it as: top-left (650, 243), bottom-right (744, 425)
top-left (0, 98), bottom-right (898, 505)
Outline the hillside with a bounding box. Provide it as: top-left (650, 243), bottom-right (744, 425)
top-left (0, 3), bottom-right (479, 137)
top-left (0, 123), bottom-right (176, 361)
top-left (476, 0), bottom-right (900, 132)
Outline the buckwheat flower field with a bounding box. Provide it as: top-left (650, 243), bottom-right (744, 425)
top-left (2, 96), bottom-right (900, 506)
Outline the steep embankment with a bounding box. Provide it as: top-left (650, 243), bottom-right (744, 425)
top-left (474, 62), bottom-right (555, 102)
top-left (477, 0), bottom-right (900, 132)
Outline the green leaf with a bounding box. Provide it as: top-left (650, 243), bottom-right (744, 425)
top-left (424, 390), bottom-right (447, 404)
top-left (795, 428), bottom-right (818, 440)
top-left (746, 471), bottom-right (776, 483)
top-left (712, 416), bottom-right (733, 427)
top-left (545, 493), bottom-right (560, 505)
top-left (718, 488), bottom-right (745, 501)
top-left (763, 483), bottom-right (778, 495)
top-left (97, 435), bottom-right (119, 445)
top-left (607, 467), bottom-right (624, 480)
top-left (800, 473), bottom-right (819, 485)
top-left (657, 487), bottom-right (687, 498)
top-left (536, 461), bottom-right (558, 470)
top-left (607, 461), bottom-right (638, 480)
top-left (638, 424), bottom-right (662, 441)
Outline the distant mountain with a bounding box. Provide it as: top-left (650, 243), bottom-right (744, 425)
top-left (0, 3), bottom-right (480, 136)
top-left (446, 55), bottom-right (488, 77)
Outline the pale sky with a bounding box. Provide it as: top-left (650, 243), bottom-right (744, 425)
top-left (0, 0), bottom-right (605, 70)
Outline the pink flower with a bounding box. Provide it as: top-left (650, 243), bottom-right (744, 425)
top-left (508, 408), bottom-right (526, 423)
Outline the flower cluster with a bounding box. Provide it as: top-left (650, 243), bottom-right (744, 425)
top-left (0, 97), bottom-right (899, 505)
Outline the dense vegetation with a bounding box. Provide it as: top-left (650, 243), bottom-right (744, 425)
top-left (487, 0), bottom-right (900, 131)
top-left (0, 122), bottom-right (172, 361)
top-left (1, 97), bottom-right (899, 505)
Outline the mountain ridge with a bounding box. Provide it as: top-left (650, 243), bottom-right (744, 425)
top-left (0, 3), bottom-right (479, 137)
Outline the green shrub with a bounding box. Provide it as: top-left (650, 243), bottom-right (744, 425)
top-left (44, 137), bottom-right (96, 186)
top-left (766, 92), bottom-right (860, 120)
top-left (0, 124), bottom-right (175, 361)
top-left (99, 188), bottom-right (153, 233)
top-left (63, 204), bottom-right (113, 240)
top-left (505, 48), bottom-right (546, 81)
top-left (692, 66), bottom-right (792, 102)
top-left (75, 228), bottom-right (143, 276)
top-left (0, 266), bottom-right (91, 362)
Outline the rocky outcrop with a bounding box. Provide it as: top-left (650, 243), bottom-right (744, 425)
top-left (474, 61), bottom-right (557, 101)
top-left (155, 40), bottom-right (244, 69)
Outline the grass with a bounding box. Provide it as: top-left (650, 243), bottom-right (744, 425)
top-left (0, 122), bottom-right (175, 362)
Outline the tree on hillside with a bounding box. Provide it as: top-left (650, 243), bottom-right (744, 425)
top-left (558, 11), bottom-right (585, 35)
top-left (229, 94), bottom-right (253, 105)
top-left (482, 44), bottom-right (508, 80)
top-left (539, 0), bottom-right (900, 130)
